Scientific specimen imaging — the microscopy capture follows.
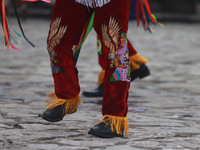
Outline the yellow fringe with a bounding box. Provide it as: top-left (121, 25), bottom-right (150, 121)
top-left (130, 53), bottom-right (149, 71)
top-left (97, 70), bottom-right (105, 85)
top-left (98, 115), bottom-right (129, 135)
top-left (45, 93), bottom-right (81, 116)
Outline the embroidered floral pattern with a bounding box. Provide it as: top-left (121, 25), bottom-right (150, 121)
top-left (102, 17), bottom-right (130, 82)
top-left (47, 17), bottom-right (67, 64)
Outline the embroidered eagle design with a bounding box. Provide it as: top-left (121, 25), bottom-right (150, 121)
top-left (102, 17), bottom-right (121, 68)
top-left (47, 17), bottom-right (67, 63)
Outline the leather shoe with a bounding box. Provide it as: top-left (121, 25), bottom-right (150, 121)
top-left (88, 121), bottom-right (123, 138)
top-left (42, 104), bottom-right (65, 122)
top-left (82, 83), bottom-right (104, 97)
top-left (131, 64), bottom-right (150, 81)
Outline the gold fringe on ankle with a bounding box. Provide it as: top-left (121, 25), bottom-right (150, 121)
top-left (98, 115), bottom-right (129, 135)
top-left (130, 53), bottom-right (149, 71)
top-left (45, 93), bottom-right (81, 116)
top-left (97, 70), bottom-right (105, 85)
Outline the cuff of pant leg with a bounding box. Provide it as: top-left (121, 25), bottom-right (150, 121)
top-left (97, 70), bottom-right (105, 85)
top-left (45, 93), bottom-right (81, 115)
top-left (98, 115), bottom-right (129, 135)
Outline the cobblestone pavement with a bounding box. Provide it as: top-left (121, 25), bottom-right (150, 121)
top-left (0, 18), bottom-right (200, 150)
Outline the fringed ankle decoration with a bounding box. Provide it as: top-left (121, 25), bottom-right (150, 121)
top-left (130, 53), bottom-right (149, 71)
top-left (46, 93), bottom-right (81, 116)
top-left (98, 115), bottom-right (129, 135)
top-left (97, 70), bottom-right (105, 85)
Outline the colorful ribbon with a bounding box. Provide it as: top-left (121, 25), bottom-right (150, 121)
top-left (22, 0), bottom-right (51, 3)
top-left (73, 12), bottom-right (95, 65)
top-left (130, 0), bottom-right (162, 33)
top-left (11, 0), bottom-right (35, 47)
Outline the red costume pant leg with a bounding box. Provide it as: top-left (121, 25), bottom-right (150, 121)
top-left (46, 0), bottom-right (92, 112)
top-left (93, 0), bottom-right (131, 118)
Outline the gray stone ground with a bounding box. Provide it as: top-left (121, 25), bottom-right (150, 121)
top-left (0, 18), bottom-right (200, 150)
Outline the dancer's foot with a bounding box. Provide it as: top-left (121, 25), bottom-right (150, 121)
top-left (82, 83), bottom-right (104, 97)
top-left (88, 118), bottom-right (123, 138)
top-left (131, 64), bottom-right (150, 81)
top-left (42, 103), bottom-right (65, 122)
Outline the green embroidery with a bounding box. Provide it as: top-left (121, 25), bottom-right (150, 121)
top-left (97, 39), bottom-right (102, 55)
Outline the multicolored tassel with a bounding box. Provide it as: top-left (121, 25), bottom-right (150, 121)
top-left (73, 11), bottom-right (95, 65)
top-left (22, 0), bottom-right (51, 3)
top-left (1, 0), bottom-right (34, 50)
top-left (1, 0), bottom-right (10, 49)
top-left (11, 0), bottom-right (35, 47)
top-left (130, 0), bottom-right (163, 33)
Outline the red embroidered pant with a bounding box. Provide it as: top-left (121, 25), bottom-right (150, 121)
top-left (98, 35), bottom-right (137, 70)
top-left (48, 0), bottom-right (131, 117)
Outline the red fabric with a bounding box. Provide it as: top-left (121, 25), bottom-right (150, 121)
top-left (48, 0), bottom-right (93, 99)
top-left (0, 0), bottom-right (3, 21)
top-left (0, 0), bottom-right (2, 12)
top-left (48, 0), bottom-right (131, 117)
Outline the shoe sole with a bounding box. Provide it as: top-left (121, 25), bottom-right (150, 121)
top-left (42, 115), bottom-right (63, 122)
top-left (88, 129), bottom-right (123, 138)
